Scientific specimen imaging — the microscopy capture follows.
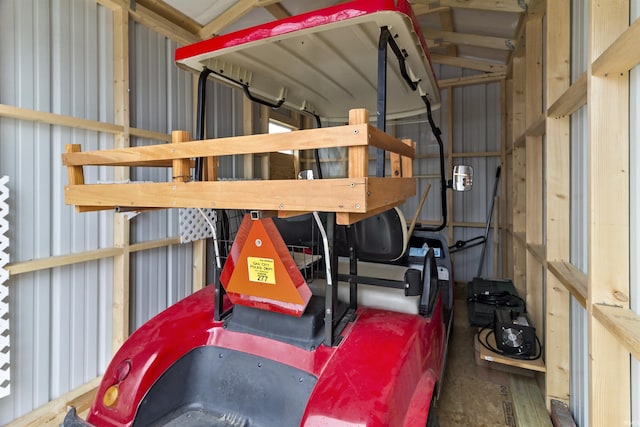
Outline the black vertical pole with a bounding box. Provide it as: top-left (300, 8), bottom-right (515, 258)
top-left (195, 68), bottom-right (213, 181)
top-left (376, 27), bottom-right (391, 178)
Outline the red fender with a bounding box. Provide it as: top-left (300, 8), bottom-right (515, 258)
top-left (402, 370), bottom-right (438, 427)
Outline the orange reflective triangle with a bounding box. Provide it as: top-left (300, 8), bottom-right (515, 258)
top-left (220, 214), bottom-right (312, 316)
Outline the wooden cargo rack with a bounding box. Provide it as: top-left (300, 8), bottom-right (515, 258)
top-left (62, 109), bottom-right (416, 225)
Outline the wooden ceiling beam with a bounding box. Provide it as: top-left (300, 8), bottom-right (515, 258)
top-left (411, 4), bottom-right (451, 16)
top-left (438, 9), bottom-right (457, 56)
top-left (424, 29), bottom-right (514, 50)
top-left (437, 71), bottom-right (505, 88)
top-left (197, 1), bottom-right (287, 38)
top-left (130, 3), bottom-right (200, 45)
top-left (265, 3), bottom-right (291, 20)
top-left (135, 0), bottom-right (202, 35)
top-left (199, 0), bottom-right (258, 39)
top-left (96, 0), bottom-right (200, 45)
top-left (412, 0), bottom-right (525, 13)
top-left (431, 53), bottom-right (507, 72)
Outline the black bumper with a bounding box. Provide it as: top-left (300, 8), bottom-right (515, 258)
top-left (61, 407), bottom-right (95, 427)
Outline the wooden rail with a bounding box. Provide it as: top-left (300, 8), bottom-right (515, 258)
top-left (63, 109), bottom-right (416, 225)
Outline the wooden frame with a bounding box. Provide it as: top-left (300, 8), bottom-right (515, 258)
top-left (62, 113), bottom-right (417, 226)
top-left (504, 0), bottom-right (640, 422)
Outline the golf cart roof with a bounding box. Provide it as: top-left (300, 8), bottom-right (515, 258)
top-left (175, 0), bottom-right (440, 122)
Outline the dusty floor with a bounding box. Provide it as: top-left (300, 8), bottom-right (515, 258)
top-left (435, 289), bottom-right (518, 427)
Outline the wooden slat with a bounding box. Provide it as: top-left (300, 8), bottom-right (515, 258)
top-left (5, 248), bottom-right (123, 275)
top-left (424, 29), bottom-right (515, 51)
top-left (401, 139), bottom-right (414, 178)
top-left (547, 261), bottom-right (587, 308)
top-left (592, 304), bottom-right (640, 361)
top-left (348, 109), bottom-right (369, 178)
top-left (414, 0), bottom-right (526, 13)
top-left (129, 237), bottom-right (181, 253)
top-left (337, 203), bottom-right (402, 226)
top-left (437, 71), bottom-right (506, 88)
top-left (5, 377), bottom-right (101, 427)
top-left (591, 17), bottom-right (640, 77)
top-left (509, 376), bottom-right (553, 427)
top-left (0, 104), bottom-right (170, 142)
top-left (430, 54), bottom-right (507, 73)
top-left (65, 177), bottom-right (416, 213)
top-left (65, 144), bottom-right (85, 185)
top-left (547, 72), bottom-right (588, 118)
top-left (63, 124), bottom-right (414, 168)
top-left (0, 103), bottom-right (121, 133)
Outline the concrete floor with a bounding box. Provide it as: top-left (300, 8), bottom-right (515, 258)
top-left (434, 284), bottom-right (549, 427)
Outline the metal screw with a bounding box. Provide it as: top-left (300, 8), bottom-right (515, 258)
top-left (355, 203), bottom-right (361, 209)
top-left (255, 239), bottom-right (262, 247)
top-left (353, 129), bottom-right (359, 134)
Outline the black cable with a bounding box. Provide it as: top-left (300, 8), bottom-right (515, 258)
top-left (468, 291), bottom-right (527, 313)
top-left (476, 324), bottom-right (543, 361)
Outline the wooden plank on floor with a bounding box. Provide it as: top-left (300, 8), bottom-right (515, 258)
top-left (509, 375), bottom-right (552, 427)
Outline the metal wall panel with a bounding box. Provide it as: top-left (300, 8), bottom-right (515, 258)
top-left (0, 1), bottom-right (114, 423)
top-left (395, 64), bottom-right (502, 282)
top-left (568, 0), bottom-right (589, 422)
top-left (129, 22), bottom-right (197, 328)
top-left (570, 102), bottom-right (588, 424)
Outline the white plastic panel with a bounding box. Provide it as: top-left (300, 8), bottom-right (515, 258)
top-left (0, 176), bottom-right (10, 398)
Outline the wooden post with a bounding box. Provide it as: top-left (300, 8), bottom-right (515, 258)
top-left (348, 109), bottom-right (369, 178)
top-left (65, 144), bottom-right (85, 185)
top-left (171, 131), bottom-right (191, 182)
top-left (524, 16), bottom-right (544, 335)
top-left (587, 0), bottom-right (631, 425)
top-left (112, 5), bottom-right (131, 354)
top-left (544, 0), bottom-right (571, 408)
top-left (511, 51), bottom-right (527, 299)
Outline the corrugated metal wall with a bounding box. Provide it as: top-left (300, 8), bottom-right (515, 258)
top-left (569, 0), bottom-right (589, 424)
top-left (0, 1), bottom-right (115, 422)
top-left (128, 21), bottom-right (195, 329)
top-left (0, 2), bottom-right (237, 423)
top-left (396, 65), bottom-right (502, 282)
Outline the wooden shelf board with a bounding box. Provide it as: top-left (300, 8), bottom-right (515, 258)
top-left (547, 261), bottom-right (587, 308)
top-left (65, 177), bottom-right (416, 225)
top-left (593, 304), bottom-right (640, 361)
